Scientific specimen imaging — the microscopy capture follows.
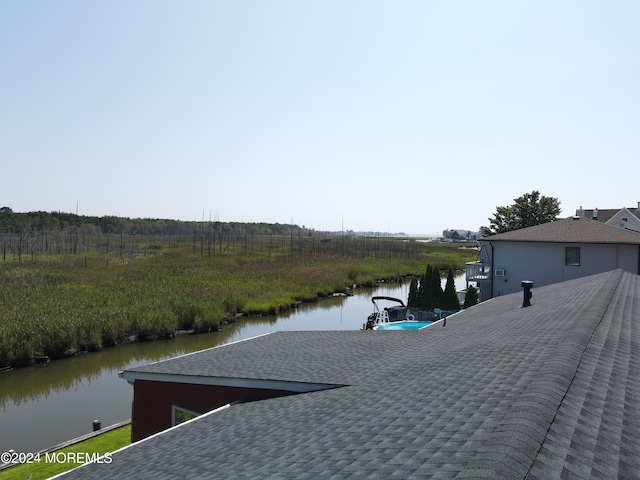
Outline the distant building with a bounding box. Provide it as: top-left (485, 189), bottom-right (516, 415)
top-left (575, 202), bottom-right (640, 233)
top-left (442, 229), bottom-right (483, 241)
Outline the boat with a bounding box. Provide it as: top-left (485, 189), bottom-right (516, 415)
top-left (362, 296), bottom-right (418, 330)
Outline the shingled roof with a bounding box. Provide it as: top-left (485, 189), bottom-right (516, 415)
top-left (579, 207), bottom-right (640, 224)
top-left (484, 216), bottom-right (640, 245)
top-left (58, 269), bottom-right (640, 479)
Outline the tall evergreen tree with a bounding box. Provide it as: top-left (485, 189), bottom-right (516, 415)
top-left (421, 265), bottom-right (433, 310)
top-left (417, 273), bottom-right (425, 306)
top-left (407, 277), bottom-right (419, 307)
top-left (430, 266), bottom-right (443, 309)
top-left (421, 265), bottom-right (444, 310)
top-left (442, 267), bottom-right (461, 311)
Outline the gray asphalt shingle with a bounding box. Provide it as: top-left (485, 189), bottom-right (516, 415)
top-left (484, 216), bottom-right (640, 244)
top-left (58, 269), bottom-right (640, 479)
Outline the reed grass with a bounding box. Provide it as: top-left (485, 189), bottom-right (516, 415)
top-left (0, 236), bottom-right (477, 367)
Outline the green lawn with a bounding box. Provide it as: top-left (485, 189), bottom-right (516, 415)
top-left (0, 424), bottom-right (131, 480)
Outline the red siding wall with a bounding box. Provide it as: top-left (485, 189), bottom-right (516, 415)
top-left (132, 380), bottom-right (295, 442)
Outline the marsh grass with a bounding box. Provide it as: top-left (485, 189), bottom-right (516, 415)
top-left (0, 237), bottom-right (477, 367)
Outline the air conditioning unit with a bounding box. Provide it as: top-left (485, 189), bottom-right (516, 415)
top-left (495, 269), bottom-right (505, 277)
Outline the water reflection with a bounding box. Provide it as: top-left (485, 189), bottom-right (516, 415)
top-left (0, 331), bottom-right (234, 409)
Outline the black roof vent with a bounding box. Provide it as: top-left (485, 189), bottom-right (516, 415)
top-left (521, 281), bottom-right (533, 307)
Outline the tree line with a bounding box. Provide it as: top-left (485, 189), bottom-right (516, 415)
top-left (407, 265), bottom-right (462, 311)
top-left (0, 207), bottom-right (310, 236)
top-left (0, 207), bottom-right (426, 262)
top-left (407, 265), bottom-right (479, 312)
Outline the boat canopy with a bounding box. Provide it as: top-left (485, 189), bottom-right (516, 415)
top-left (371, 296), bottom-right (406, 308)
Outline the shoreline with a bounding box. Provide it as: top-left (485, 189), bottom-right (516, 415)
top-left (0, 277), bottom-right (408, 372)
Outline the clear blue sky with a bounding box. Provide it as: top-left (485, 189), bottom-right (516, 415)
top-left (2, 1), bottom-right (638, 234)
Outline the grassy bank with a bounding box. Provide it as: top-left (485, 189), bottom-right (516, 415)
top-left (0, 236), bottom-right (477, 367)
top-left (0, 424), bottom-right (131, 480)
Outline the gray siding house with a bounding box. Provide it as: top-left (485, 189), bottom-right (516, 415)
top-left (467, 216), bottom-right (640, 301)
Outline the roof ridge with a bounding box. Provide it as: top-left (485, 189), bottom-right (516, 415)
top-left (524, 269), bottom-right (624, 479)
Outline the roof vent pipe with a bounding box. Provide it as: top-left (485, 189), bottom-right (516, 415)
top-left (521, 281), bottom-right (533, 307)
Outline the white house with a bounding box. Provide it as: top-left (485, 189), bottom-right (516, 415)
top-left (466, 216), bottom-right (640, 301)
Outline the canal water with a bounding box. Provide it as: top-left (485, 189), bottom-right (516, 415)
top-left (0, 276), bottom-right (465, 454)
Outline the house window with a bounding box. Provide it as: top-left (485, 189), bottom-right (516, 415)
top-left (565, 247), bottom-right (580, 266)
top-left (171, 405), bottom-right (200, 426)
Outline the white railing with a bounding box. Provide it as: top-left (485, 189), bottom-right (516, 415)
top-left (466, 262), bottom-right (491, 281)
